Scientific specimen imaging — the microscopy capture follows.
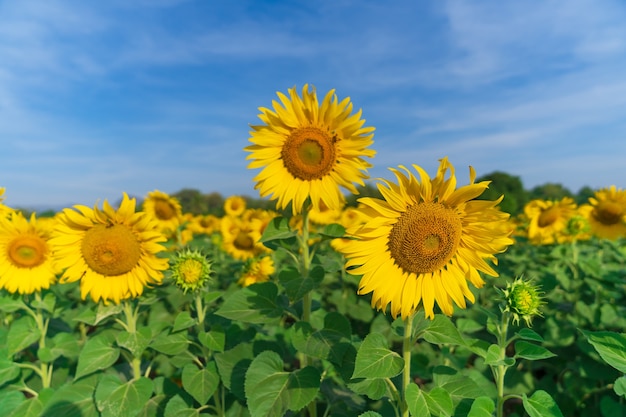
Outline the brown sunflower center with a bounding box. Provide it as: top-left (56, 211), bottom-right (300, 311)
top-left (537, 206), bottom-right (559, 227)
top-left (234, 231), bottom-right (255, 250)
top-left (81, 224), bottom-right (142, 276)
top-left (281, 127), bottom-right (336, 180)
top-left (594, 201), bottom-right (622, 225)
top-left (154, 199), bottom-right (177, 220)
top-left (388, 202), bottom-right (462, 274)
top-left (8, 235), bottom-right (47, 268)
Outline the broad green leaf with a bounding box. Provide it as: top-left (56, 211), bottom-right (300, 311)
top-left (517, 328), bottom-right (544, 342)
top-left (49, 332), bottom-right (82, 360)
top-left (0, 294), bottom-right (26, 313)
top-left (292, 312), bottom-right (351, 361)
top-left (214, 343), bottom-right (254, 400)
top-left (421, 315), bottom-right (465, 346)
top-left (318, 223), bottom-right (346, 239)
top-left (0, 391), bottom-right (24, 415)
top-left (7, 316), bottom-right (41, 355)
top-left (514, 341), bottom-right (556, 361)
top-left (432, 366), bottom-right (485, 400)
top-left (31, 292), bottom-right (56, 313)
top-left (484, 344), bottom-right (515, 367)
top-left (163, 395), bottom-right (199, 417)
top-left (245, 350), bottom-right (320, 417)
top-left (279, 265), bottom-right (325, 302)
top-left (181, 362), bottom-right (220, 405)
top-left (0, 358), bottom-right (20, 386)
top-left (42, 376), bottom-right (100, 417)
top-left (259, 216), bottom-right (297, 250)
top-left (215, 282), bottom-right (284, 324)
top-left (352, 333), bottom-right (403, 379)
top-left (358, 412), bottom-right (383, 417)
top-left (95, 374), bottom-right (154, 417)
top-left (405, 383), bottom-right (429, 417)
top-left (522, 390), bottom-right (564, 417)
top-left (7, 397), bottom-right (44, 417)
top-left (614, 376), bottom-right (626, 398)
top-left (581, 330), bottom-right (626, 373)
top-left (150, 331), bottom-right (190, 355)
top-left (117, 327), bottom-right (152, 357)
top-left (423, 387), bottom-right (453, 417)
top-left (347, 378), bottom-right (388, 401)
top-left (468, 396), bottom-right (496, 417)
top-left (198, 327), bottom-right (225, 352)
top-left (172, 311), bottom-right (197, 332)
top-left (75, 333), bottom-right (120, 380)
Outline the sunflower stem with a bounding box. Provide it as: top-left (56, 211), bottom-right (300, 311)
top-left (122, 300), bottom-right (142, 380)
top-left (194, 293), bottom-right (207, 332)
top-left (401, 314), bottom-right (414, 417)
top-left (495, 310), bottom-right (511, 417)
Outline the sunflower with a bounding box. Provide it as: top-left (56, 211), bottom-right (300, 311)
top-left (582, 186), bottom-right (626, 240)
top-left (523, 197), bottom-right (578, 245)
top-left (52, 193), bottom-right (169, 304)
top-left (0, 187), bottom-right (13, 217)
top-left (220, 215), bottom-right (267, 261)
top-left (224, 196), bottom-right (247, 217)
top-left (238, 256), bottom-right (275, 287)
top-left (245, 84), bottom-right (375, 214)
top-left (142, 190), bottom-right (183, 234)
top-left (343, 157), bottom-right (514, 319)
top-left (0, 212), bottom-right (59, 294)
top-left (170, 249), bottom-right (212, 293)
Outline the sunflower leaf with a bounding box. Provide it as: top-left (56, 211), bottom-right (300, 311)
top-left (181, 362), bottom-right (220, 405)
top-left (522, 390), bottom-right (564, 417)
top-left (7, 316), bottom-right (41, 356)
top-left (467, 397), bottom-right (496, 417)
top-left (95, 374), bottom-right (154, 417)
top-left (259, 217), bottom-right (297, 250)
top-left (580, 330), bottom-right (626, 373)
top-left (216, 282), bottom-right (284, 324)
top-left (352, 333), bottom-right (403, 379)
top-left (75, 332), bottom-right (120, 380)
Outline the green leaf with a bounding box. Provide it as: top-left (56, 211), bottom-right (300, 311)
top-left (522, 390), bottom-right (564, 417)
top-left (347, 378), bottom-right (388, 400)
top-left (163, 395), bottom-right (199, 417)
top-left (0, 391), bottom-right (24, 416)
top-left (581, 330), bottom-right (626, 373)
top-left (0, 358), bottom-right (20, 386)
top-left (245, 350), bottom-right (320, 417)
top-left (292, 312), bottom-right (352, 362)
top-left (484, 344), bottom-right (515, 367)
top-left (259, 216), bottom-right (297, 250)
top-left (117, 327), bottom-right (152, 357)
top-left (214, 343), bottom-right (254, 400)
top-left (31, 292), bottom-right (56, 313)
top-left (614, 376), bottom-right (626, 398)
top-left (279, 265), bottom-right (326, 302)
top-left (0, 294), bottom-right (26, 313)
top-left (352, 333), bottom-right (403, 379)
top-left (75, 333), bottom-right (120, 380)
top-left (172, 311), bottom-right (197, 332)
top-left (181, 362), bottom-right (220, 405)
top-left (405, 383), bottom-right (429, 417)
top-left (517, 328), bottom-right (544, 342)
top-left (95, 375), bottom-right (154, 417)
top-left (468, 396), bottom-right (496, 417)
top-left (216, 282), bottom-right (284, 324)
top-left (7, 316), bottom-right (41, 355)
top-left (432, 366), bottom-right (485, 400)
top-left (49, 332), bottom-right (82, 360)
top-left (421, 315), bottom-right (465, 346)
top-left (514, 341), bottom-right (556, 361)
top-left (150, 331), bottom-right (190, 355)
top-left (358, 412), bottom-right (383, 417)
top-left (318, 223), bottom-right (346, 239)
top-left (7, 397), bottom-right (44, 417)
top-left (42, 376), bottom-right (100, 417)
top-left (198, 327), bottom-right (226, 352)
top-left (423, 387), bottom-right (453, 417)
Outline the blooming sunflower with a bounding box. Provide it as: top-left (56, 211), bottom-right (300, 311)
top-left (582, 185), bottom-right (626, 240)
top-left (0, 212), bottom-right (59, 294)
top-left (142, 190), bottom-right (183, 234)
top-left (238, 256), bottom-right (275, 287)
top-left (245, 84), bottom-right (376, 214)
top-left (220, 215), bottom-right (267, 261)
top-left (523, 197), bottom-right (578, 245)
top-left (52, 193), bottom-right (169, 304)
top-left (224, 196), bottom-right (247, 217)
top-left (343, 157), bottom-right (515, 319)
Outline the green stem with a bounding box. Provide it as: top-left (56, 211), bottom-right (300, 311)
top-left (401, 315), bottom-right (414, 417)
top-left (122, 300), bottom-right (142, 380)
top-left (195, 293), bottom-right (207, 332)
top-left (495, 310), bottom-right (511, 417)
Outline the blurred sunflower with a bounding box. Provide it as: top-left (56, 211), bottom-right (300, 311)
top-left (0, 187), bottom-right (13, 217)
top-left (238, 256), bottom-right (275, 287)
top-left (343, 157), bottom-right (514, 319)
top-left (245, 84), bottom-right (375, 214)
top-left (0, 212), bottom-right (58, 294)
top-left (582, 186), bottom-right (626, 240)
top-left (524, 197), bottom-right (577, 245)
top-left (220, 215), bottom-right (267, 261)
top-left (142, 190), bottom-right (183, 234)
top-left (52, 193), bottom-right (169, 304)
top-left (224, 196), bottom-right (247, 217)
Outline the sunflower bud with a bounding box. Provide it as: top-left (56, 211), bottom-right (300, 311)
top-left (502, 277), bottom-right (545, 327)
top-left (170, 249), bottom-right (212, 293)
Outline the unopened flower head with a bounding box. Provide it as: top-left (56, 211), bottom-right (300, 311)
top-left (502, 277), bottom-right (545, 327)
top-left (171, 249), bottom-right (212, 293)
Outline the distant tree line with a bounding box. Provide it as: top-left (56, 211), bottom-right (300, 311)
top-left (171, 172), bottom-right (596, 216)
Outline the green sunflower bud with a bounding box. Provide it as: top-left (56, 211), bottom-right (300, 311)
top-left (502, 277), bottom-right (545, 327)
top-left (170, 249), bottom-right (212, 293)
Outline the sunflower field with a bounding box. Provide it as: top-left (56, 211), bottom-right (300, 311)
top-left (1, 85), bottom-right (625, 417)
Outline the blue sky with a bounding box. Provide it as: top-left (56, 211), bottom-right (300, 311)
top-left (1, 0), bottom-right (625, 210)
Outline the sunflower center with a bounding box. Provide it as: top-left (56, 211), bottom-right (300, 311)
top-left (594, 201), bottom-right (622, 225)
top-left (388, 202), bottom-right (462, 274)
top-left (234, 231), bottom-right (255, 250)
top-left (81, 224), bottom-right (142, 276)
top-left (537, 206), bottom-right (559, 227)
top-left (179, 259), bottom-right (204, 284)
top-left (154, 199), bottom-right (177, 220)
top-left (8, 235), bottom-right (47, 268)
top-left (281, 127), bottom-right (336, 180)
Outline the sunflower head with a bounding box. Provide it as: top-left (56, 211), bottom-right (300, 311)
top-left (170, 249), bottom-right (212, 293)
top-left (501, 276), bottom-right (545, 327)
top-left (224, 196), bottom-right (247, 217)
top-left (585, 186), bottom-right (626, 240)
top-left (343, 157), bottom-right (515, 319)
top-left (142, 190), bottom-right (183, 234)
top-left (237, 256), bottom-right (275, 287)
top-left (245, 84), bottom-right (375, 215)
top-left (523, 197), bottom-right (577, 245)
